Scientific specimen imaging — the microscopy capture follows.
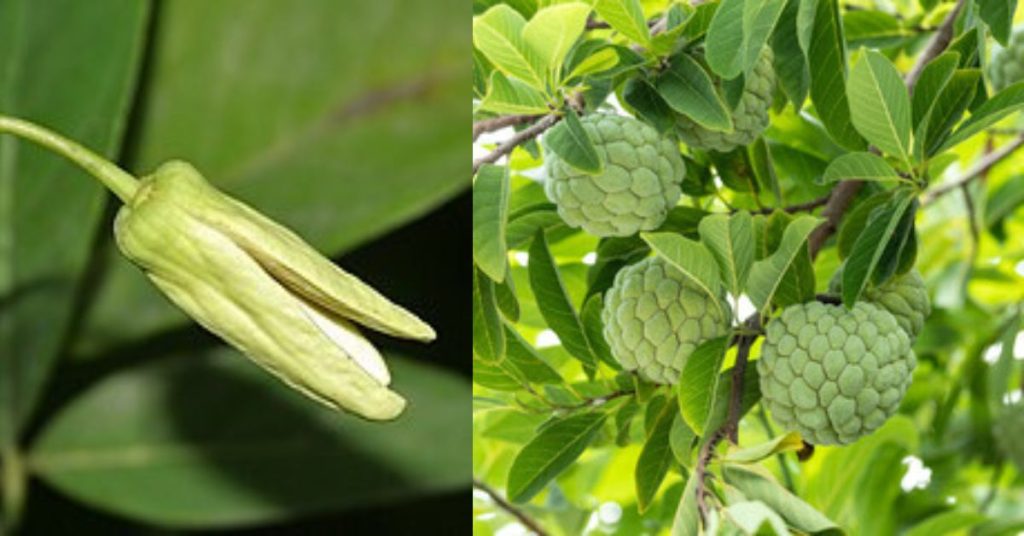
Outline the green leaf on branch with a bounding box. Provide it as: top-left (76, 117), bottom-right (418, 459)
top-left (723, 464), bottom-right (842, 535)
top-left (772, 0), bottom-right (810, 108)
top-left (480, 71), bottom-right (551, 115)
top-left (820, 152), bottom-right (902, 184)
top-left (640, 232), bottom-right (724, 315)
top-left (804, 0), bottom-right (866, 150)
top-left (978, 0), bottom-right (1017, 46)
top-left (698, 212), bottom-right (755, 298)
top-left (847, 49), bottom-right (912, 165)
top-left (910, 51), bottom-right (958, 128)
top-left (938, 82), bottom-right (1024, 151)
top-left (473, 4), bottom-right (546, 89)
top-left (746, 215), bottom-right (821, 312)
top-left (528, 231), bottom-right (599, 372)
top-left (677, 337), bottom-right (731, 435)
top-left (507, 412), bottom-right (608, 503)
top-left (656, 53), bottom-right (733, 132)
top-left (543, 108), bottom-right (603, 173)
top-left (522, 2), bottom-right (592, 84)
top-left (594, 0), bottom-right (651, 45)
top-left (841, 190), bottom-right (914, 306)
top-left (917, 69), bottom-right (980, 158)
top-left (473, 268), bottom-right (506, 361)
top-left (723, 432), bottom-right (803, 463)
top-left (623, 77), bottom-right (677, 133)
top-left (705, 0), bottom-right (787, 79)
top-left (635, 398), bottom-right (678, 513)
top-left (473, 165), bottom-right (511, 282)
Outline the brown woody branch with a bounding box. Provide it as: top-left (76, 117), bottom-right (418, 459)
top-left (746, 194), bottom-right (832, 216)
top-left (905, 0), bottom-right (967, 94)
top-left (921, 133), bottom-right (1024, 205)
top-left (473, 114), bottom-right (545, 141)
top-left (473, 115), bottom-right (561, 174)
top-left (474, 478), bottom-right (550, 536)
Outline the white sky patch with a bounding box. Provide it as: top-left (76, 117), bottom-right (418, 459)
top-left (535, 329), bottom-right (561, 348)
top-left (1004, 389), bottom-right (1023, 405)
top-left (582, 252), bottom-right (597, 265)
top-left (945, 496), bottom-right (957, 505)
top-left (1015, 260), bottom-right (1024, 277)
top-left (474, 126), bottom-right (515, 163)
top-left (900, 456), bottom-right (932, 491)
top-left (495, 523), bottom-right (530, 536)
top-left (1015, 331), bottom-right (1024, 359)
top-left (734, 294), bottom-right (756, 325)
top-left (984, 343), bottom-right (1004, 364)
top-left (513, 251), bottom-right (529, 267)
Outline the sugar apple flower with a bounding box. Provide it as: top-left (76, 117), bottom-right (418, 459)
top-left (601, 256), bottom-right (731, 384)
top-left (988, 27), bottom-right (1024, 91)
top-left (829, 269), bottom-right (930, 341)
top-left (543, 114), bottom-right (685, 237)
top-left (675, 47), bottom-right (776, 153)
top-left (0, 115), bottom-right (434, 421)
top-left (758, 301), bottom-right (916, 445)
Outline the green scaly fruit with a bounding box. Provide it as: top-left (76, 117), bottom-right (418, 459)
top-left (601, 256), bottom-right (731, 384)
top-left (543, 114), bottom-right (685, 237)
top-left (829, 269), bottom-right (930, 341)
top-left (758, 301), bottom-right (916, 445)
top-left (675, 47), bottom-right (775, 153)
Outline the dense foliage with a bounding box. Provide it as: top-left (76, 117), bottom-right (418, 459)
top-left (473, 0), bottom-right (1024, 534)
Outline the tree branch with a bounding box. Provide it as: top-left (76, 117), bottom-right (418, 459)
top-left (473, 114), bottom-right (545, 141)
top-left (905, 0), bottom-right (967, 94)
top-left (746, 194), bottom-right (831, 216)
top-left (807, 180), bottom-right (864, 260)
top-left (473, 115), bottom-right (561, 174)
top-left (474, 478), bottom-right (550, 536)
top-left (922, 133), bottom-right (1024, 205)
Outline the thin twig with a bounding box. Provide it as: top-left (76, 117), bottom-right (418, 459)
top-left (474, 479), bottom-right (550, 536)
top-left (726, 327), bottom-right (759, 443)
top-left (922, 134), bottom-right (1024, 205)
top-left (905, 0), bottom-right (967, 94)
top-left (473, 115), bottom-right (560, 174)
top-left (549, 389), bottom-right (635, 411)
top-left (745, 194), bottom-right (831, 216)
top-left (473, 114), bottom-right (544, 141)
top-left (807, 181), bottom-right (864, 260)
top-left (694, 427), bottom-right (727, 523)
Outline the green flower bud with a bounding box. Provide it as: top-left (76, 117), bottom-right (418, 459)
top-left (0, 116), bottom-right (434, 421)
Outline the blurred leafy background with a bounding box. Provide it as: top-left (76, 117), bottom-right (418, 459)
top-left (0, 0), bottom-right (469, 533)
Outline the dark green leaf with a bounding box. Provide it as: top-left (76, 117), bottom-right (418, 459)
top-left (580, 294), bottom-right (619, 370)
top-left (594, 0), bottom-right (651, 45)
top-left (842, 190), bottom-right (914, 306)
top-left (635, 399), bottom-right (677, 513)
top-left (473, 165), bottom-right (511, 282)
top-left (847, 50), bottom-right (912, 164)
top-left (746, 215), bottom-right (820, 312)
top-left (30, 350), bottom-right (470, 527)
top-left (656, 53), bottom-right (733, 132)
top-left (919, 70), bottom-right (980, 157)
top-left (805, 0), bottom-right (866, 150)
top-left (506, 412), bottom-right (607, 502)
top-left (543, 109), bottom-right (603, 173)
top-left (677, 337), bottom-right (730, 434)
top-left (622, 77), bottom-right (677, 134)
top-left (820, 152), bottom-right (902, 184)
top-left (640, 232), bottom-right (724, 315)
top-left (698, 212), bottom-right (755, 297)
top-left (978, 0), bottom-right (1017, 46)
top-left (723, 465), bottom-right (842, 535)
top-left (940, 82), bottom-right (1024, 151)
top-left (528, 232), bottom-right (599, 371)
top-left (474, 268), bottom-right (506, 361)
top-left (505, 326), bottom-right (565, 384)
top-left (837, 190), bottom-right (891, 259)
top-left (705, 0), bottom-right (786, 79)
top-left (910, 51), bottom-right (959, 128)
top-left (0, 0), bottom-right (149, 442)
top-left (771, 0), bottom-right (809, 108)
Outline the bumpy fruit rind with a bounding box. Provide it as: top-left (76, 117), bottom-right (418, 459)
top-left (995, 403), bottom-right (1024, 471)
top-left (543, 114), bottom-right (685, 237)
top-left (829, 269), bottom-right (930, 341)
top-left (675, 47), bottom-right (775, 153)
top-left (988, 28), bottom-right (1024, 91)
top-left (758, 301), bottom-right (915, 445)
top-left (602, 256), bottom-right (731, 384)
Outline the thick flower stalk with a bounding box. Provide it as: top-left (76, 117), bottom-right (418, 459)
top-left (0, 116), bottom-right (434, 420)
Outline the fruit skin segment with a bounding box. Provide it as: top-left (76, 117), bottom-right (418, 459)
top-left (757, 301), bottom-right (916, 445)
top-left (829, 269), bottom-right (931, 341)
top-left (601, 256), bottom-right (731, 385)
top-left (675, 47), bottom-right (776, 153)
top-left (989, 28), bottom-right (1024, 91)
top-left (543, 114), bottom-right (685, 237)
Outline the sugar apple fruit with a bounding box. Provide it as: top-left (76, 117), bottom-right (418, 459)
top-left (988, 27), bottom-right (1024, 91)
top-left (758, 301), bottom-right (916, 445)
top-left (542, 114), bottom-right (685, 237)
top-left (994, 402), bottom-right (1024, 471)
top-left (828, 269), bottom-right (930, 341)
top-left (675, 47), bottom-right (775, 153)
top-left (602, 256), bottom-right (731, 384)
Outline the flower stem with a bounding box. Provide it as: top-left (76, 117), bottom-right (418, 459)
top-left (0, 115), bottom-right (138, 203)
